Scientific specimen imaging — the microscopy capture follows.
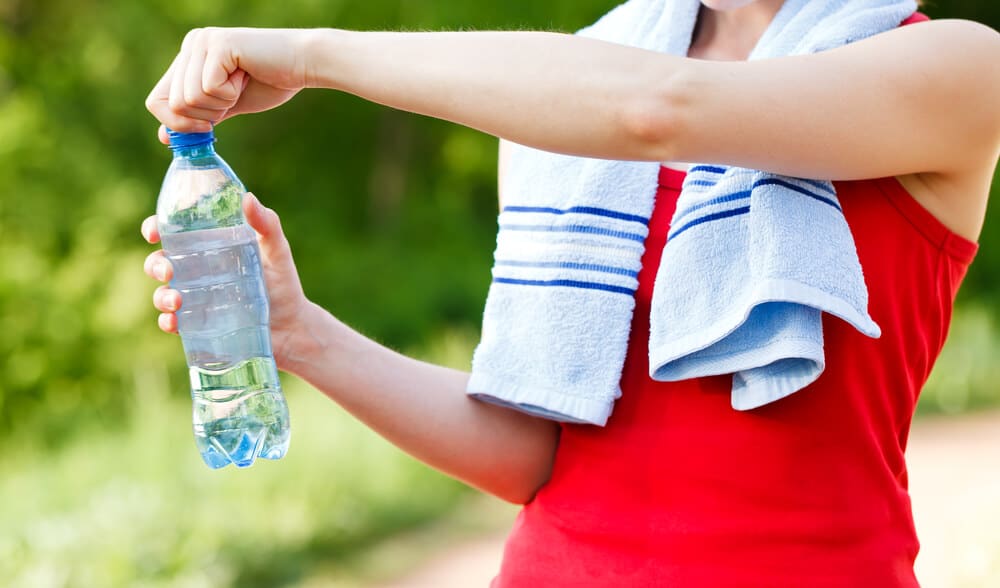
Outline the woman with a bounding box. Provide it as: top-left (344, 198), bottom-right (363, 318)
top-left (142, 1), bottom-right (1000, 585)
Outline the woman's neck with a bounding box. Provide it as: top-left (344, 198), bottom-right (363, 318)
top-left (689, 0), bottom-right (785, 61)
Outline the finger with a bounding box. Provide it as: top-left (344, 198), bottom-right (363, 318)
top-left (144, 250), bottom-right (174, 282)
top-left (158, 124), bottom-right (169, 145)
top-left (168, 43), bottom-right (194, 120)
top-left (184, 43), bottom-right (234, 110)
top-left (158, 312), bottom-right (178, 334)
top-left (167, 101), bottom-right (228, 125)
top-left (141, 215), bottom-right (160, 244)
top-left (243, 192), bottom-right (292, 262)
top-left (166, 36), bottom-right (220, 130)
top-left (203, 44), bottom-right (243, 102)
top-left (146, 60), bottom-right (176, 118)
top-left (211, 71), bottom-right (252, 122)
top-left (243, 192), bottom-right (284, 241)
top-left (224, 77), bottom-right (295, 119)
top-left (153, 285), bottom-right (182, 313)
top-left (149, 59), bottom-right (214, 133)
top-left (153, 111), bottom-right (214, 133)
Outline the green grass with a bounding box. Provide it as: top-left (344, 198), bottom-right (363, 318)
top-left (919, 305), bottom-right (1000, 415)
top-left (0, 374), bottom-right (469, 588)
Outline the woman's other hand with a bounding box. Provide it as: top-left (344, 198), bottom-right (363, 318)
top-left (142, 193), bottom-right (311, 371)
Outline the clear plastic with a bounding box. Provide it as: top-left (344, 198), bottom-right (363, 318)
top-left (156, 133), bottom-right (290, 468)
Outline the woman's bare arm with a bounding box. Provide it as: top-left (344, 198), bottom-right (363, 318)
top-left (285, 302), bottom-right (560, 505)
top-left (143, 197), bottom-right (559, 505)
top-left (151, 22), bottom-right (999, 179)
top-left (301, 20), bottom-right (1000, 180)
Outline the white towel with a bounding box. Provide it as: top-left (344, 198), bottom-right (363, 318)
top-left (468, 0), bottom-right (911, 425)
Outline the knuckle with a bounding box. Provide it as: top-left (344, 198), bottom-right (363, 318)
top-left (213, 28), bottom-right (233, 44)
top-left (183, 28), bottom-right (203, 44)
top-left (167, 93), bottom-right (186, 113)
top-left (183, 87), bottom-right (200, 107)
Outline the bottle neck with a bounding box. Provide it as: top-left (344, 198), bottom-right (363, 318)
top-left (171, 143), bottom-right (217, 159)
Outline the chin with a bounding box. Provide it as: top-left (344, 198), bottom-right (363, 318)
top-left (700, 0), bottom-right (759, 10)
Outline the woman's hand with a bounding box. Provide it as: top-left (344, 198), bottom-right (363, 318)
top-left (145, 28), bottom-right (313, 141)
top-left (142, 193), bottom-right (310, 372)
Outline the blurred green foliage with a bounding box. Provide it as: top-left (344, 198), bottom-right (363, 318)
top-left (921, 305), bottom-right (1000, 415)
top-left (0, 1), bottom-right (997, 439)
top-left (0, 378), bottom-right (468, 588)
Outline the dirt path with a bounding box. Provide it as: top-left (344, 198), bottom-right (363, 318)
top-left (382, 410), bottom-right (1000, 588)
top-left (907, 410), bottom-right (1000, 587)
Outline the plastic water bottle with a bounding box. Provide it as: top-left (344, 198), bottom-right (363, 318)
top-left (156, 129), bottom-right (290, 468)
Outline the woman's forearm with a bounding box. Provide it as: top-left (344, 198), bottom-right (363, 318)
top-left (284, 301), bottom-right (560, 504)
top-left (305, 29), bottom-right (684, 161)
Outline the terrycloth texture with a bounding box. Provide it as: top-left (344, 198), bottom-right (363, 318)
top-left (468, 0), bottom-right (910, 425)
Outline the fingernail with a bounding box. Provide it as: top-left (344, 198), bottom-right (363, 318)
top-left (166, 295), bottom-right (178, 311)
top-left (154, 262), bottom-right (166, 281)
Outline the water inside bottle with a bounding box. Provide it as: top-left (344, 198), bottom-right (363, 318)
top-left (161, 224), bottom-right (290, 468)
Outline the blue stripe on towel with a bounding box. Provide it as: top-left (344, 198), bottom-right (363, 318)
top-left (503, 205), bottom-right (649, 225)
top-left (688, 169), bottom-right (836, 197)
top-left (689, 165), bottom-right (727, 175)
top-left (673, 190), bottom-right (752, 224)
top-left (495, 260), bottom-right (639, 278)
top-left (753, 179), bottom-right (841, 211)
top-left (493, 277), bottom-right (635, 296)
top-left (671, 180), bottom-right (840, 237)
top-left (669, 206), bottom-right (751, 240)
top-left (799, 178), bottom-right (837, 195)
top-left (500, 224), bottom-right (647, 243)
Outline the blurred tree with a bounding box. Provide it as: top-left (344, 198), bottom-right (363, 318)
top-left (0, 0), bottom-right (996, 442)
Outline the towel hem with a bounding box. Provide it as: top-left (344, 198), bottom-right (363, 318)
top-left (466, 372), bottom-right (614, 426)
top-left (653, 335), bottom-right (823, 383)
top-left (650, 278), bottom-right (879, 381)
top-left (731, 357), bottom-right (825, 410)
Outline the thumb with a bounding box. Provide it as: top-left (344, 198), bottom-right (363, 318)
top-left (243, 192), bottom-right (291, 260)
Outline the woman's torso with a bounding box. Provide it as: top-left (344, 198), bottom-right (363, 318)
top-left (492, 166), bottom-right (977, 587)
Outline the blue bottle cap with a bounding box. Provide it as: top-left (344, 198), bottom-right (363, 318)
top-left (166, 127), bottom-right (216, 150)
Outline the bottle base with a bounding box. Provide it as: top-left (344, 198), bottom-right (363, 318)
top-left (189, 358), bottom-right (291, 469)
top-left (198, 427), bottom-right (290, 469)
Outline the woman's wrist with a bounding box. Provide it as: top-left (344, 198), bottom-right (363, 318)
top-left (301, 28), bottom-right (356, 91)
top-left (278, 300), bottom-right (341, 377)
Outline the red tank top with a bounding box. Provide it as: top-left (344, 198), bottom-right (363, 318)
top-left (493, 165), bottom-right (977, 583)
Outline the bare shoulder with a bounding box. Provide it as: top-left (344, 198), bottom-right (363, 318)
top-left (899, 17), bottom-right (999, 42)
top-left (881, 19), bottom-right (1000, 126)
top-left (882, 20), bottom-right (1000, 243)
top-left (889, 18), bottom-right (1000, 61)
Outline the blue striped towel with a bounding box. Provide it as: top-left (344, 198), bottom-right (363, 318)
top-left (468, 0), bottom-right (909, 425)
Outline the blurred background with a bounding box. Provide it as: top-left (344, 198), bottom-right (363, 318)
top-left (0, 1), bottom-right (997, 587)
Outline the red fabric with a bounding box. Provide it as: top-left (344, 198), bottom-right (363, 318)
top-left (493, 159), bottom-right (977, 586)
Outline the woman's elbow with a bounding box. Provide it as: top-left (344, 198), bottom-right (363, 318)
top-left (619, 66), bottom-right (698, 163)
top-left (478, 421), bottom-right (559, 505)
top-left (490, 466), bottom-right (553, 505)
